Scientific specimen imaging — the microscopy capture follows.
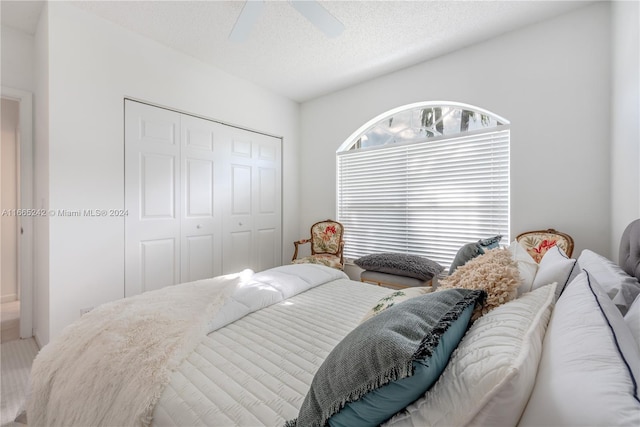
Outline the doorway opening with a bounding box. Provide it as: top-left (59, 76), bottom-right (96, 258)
top-left (0, 98), bottom-right (20, 342)
top-left (1, 87), bottom-right (34, 341)
top-left (1, 98), bottom-right (20, 341)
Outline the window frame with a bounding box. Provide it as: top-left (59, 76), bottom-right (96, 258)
top-left (336, 101), bottom-right (510, 269)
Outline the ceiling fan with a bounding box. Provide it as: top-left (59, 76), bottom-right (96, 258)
top-left (229, 0), bottom-right (345, 42)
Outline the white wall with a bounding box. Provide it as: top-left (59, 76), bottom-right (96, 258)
top-left (1, 98), bottom-right (19, 303)
top-left (611, 0), bottom-right (640, 260)
top-left (38, 3), bottom-right (300, 343)
top-left (33, 2), bottom-right (50, 346)
top-left (300, 2), bottom-right (612, 259)
top-left (1, 25), bottom-right (35, 92)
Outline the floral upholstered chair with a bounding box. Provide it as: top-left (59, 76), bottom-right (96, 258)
top-left (292, 220), bottom-right (345, 270)
top-left (516, 228), bottom-right (574, 263)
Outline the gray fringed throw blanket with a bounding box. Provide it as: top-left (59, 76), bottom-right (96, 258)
top-left (286, 288), bottom-right (486, 427)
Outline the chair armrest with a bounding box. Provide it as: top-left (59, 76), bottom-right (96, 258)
top-left (292, 239), bottom-right (311, 261)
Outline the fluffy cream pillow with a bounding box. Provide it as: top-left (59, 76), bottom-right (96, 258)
top-left (439, 248), bottom-right (520, 320)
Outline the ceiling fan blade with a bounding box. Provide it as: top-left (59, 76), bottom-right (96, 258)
top-left (290, 0), bottom-right (344, 38)
top-left (229, 0), bottom-right (265, 43)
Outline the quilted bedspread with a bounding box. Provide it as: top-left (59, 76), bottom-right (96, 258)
top-left (28, 264), bottom-right (373, 427)
top-left (151, 276), bottom-right (392, 426)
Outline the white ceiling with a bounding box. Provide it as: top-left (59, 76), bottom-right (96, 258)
top-left (2, 0), bottom-right (593, 102)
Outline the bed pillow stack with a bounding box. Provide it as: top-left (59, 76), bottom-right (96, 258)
top-left (386, 282), bottom-right (557, 426)
top-left (509, 240), bottom-right (577, 300)
top-left (518, 271), bottom-right (640, 426)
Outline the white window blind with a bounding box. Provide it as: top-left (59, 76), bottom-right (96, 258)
top-left (337, 129), bottom-right (509, 269)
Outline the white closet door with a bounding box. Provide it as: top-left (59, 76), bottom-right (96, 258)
top-left (126, 100), bottom-right (282, 295)
top-left (221, 127), bottom-right (282, 274)
top-left (125, 101), bottom-right (181, 296)
top-left (253, 133), bottom-right (282, 272)
top-left (222, 127), bottom-right (255, 274)
top-left (180, 115), bottom-right (222, 282)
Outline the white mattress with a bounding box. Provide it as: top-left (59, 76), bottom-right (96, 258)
top-left (152, 278), bottom-right (392, 426)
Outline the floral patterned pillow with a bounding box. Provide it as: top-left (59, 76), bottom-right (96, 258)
top-left (360, 287), bottom-right (433, 323)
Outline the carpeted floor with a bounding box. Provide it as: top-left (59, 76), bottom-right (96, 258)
top-left (1, 337), bottom-right (38, 426)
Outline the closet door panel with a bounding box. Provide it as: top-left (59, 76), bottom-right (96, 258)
top-left (138, 112), bottom-right (177, 145)
top-left (256, 228), bottom-right (277, 272)
top-left (141, 154), bottom-right (176, 218)
top-left (231, 164), bottom-right (252, 215)
top-left (231, 136), bottom-right (252, 158)
top-left (253, 135), bottom-right (282, 271)
top-left (258, 167), bottom-right (277, 214)
top-left (222, 126), bottom-right (254, 273)
top-left (225, 230), bottom-right (252, 274)
top-left (184, 235), bottom-right (215, 281)
top-left (180, 115), bottom-right (222, 282)
top-left (140, 238), bottom-right (177, 292)
top-left (224, 161), bottom-right (254, 274)
top-left (125, 101), bottom-right (181, 297)
top-left (184, 122), bottom-right (214, 151)
top-left (185, 159), bottom-right (213, 216)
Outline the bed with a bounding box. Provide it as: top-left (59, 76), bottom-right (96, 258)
top-left (26, 220), bottom-right (640, 426)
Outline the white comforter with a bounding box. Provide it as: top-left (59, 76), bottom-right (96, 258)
top-left (28, 264), bottom-right (360, 427)
top-left (206, 264), bottom-right (351, 333)
top-left (152, 269), bottom-right (392, 426)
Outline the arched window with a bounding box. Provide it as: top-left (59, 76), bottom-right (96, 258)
top-left (336, 101), bottom-right (510, 269)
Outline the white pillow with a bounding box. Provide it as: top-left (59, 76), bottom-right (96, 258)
top-left (509, 239), bottom-right (539, 295)
top-left (519, 271), bottom-right (640, 426)
top-left (577, 249), bottom-right (640, 315)
top-left (532, 245), bottom-right (577, 300)
top-left (625, 294), bottom-right (640, 352)
top-left (385, 283), bottom-right (556, 427)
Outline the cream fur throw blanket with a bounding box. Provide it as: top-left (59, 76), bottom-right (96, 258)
top-left (438, 248), bottom-right (520, 321)
top-left (27, 272), bottom-right (245, 427)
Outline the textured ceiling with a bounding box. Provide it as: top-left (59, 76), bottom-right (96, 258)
top-left (1, 0), bottom-right (44, 34)
top-left (2, 0), bottom-right (593, 102)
